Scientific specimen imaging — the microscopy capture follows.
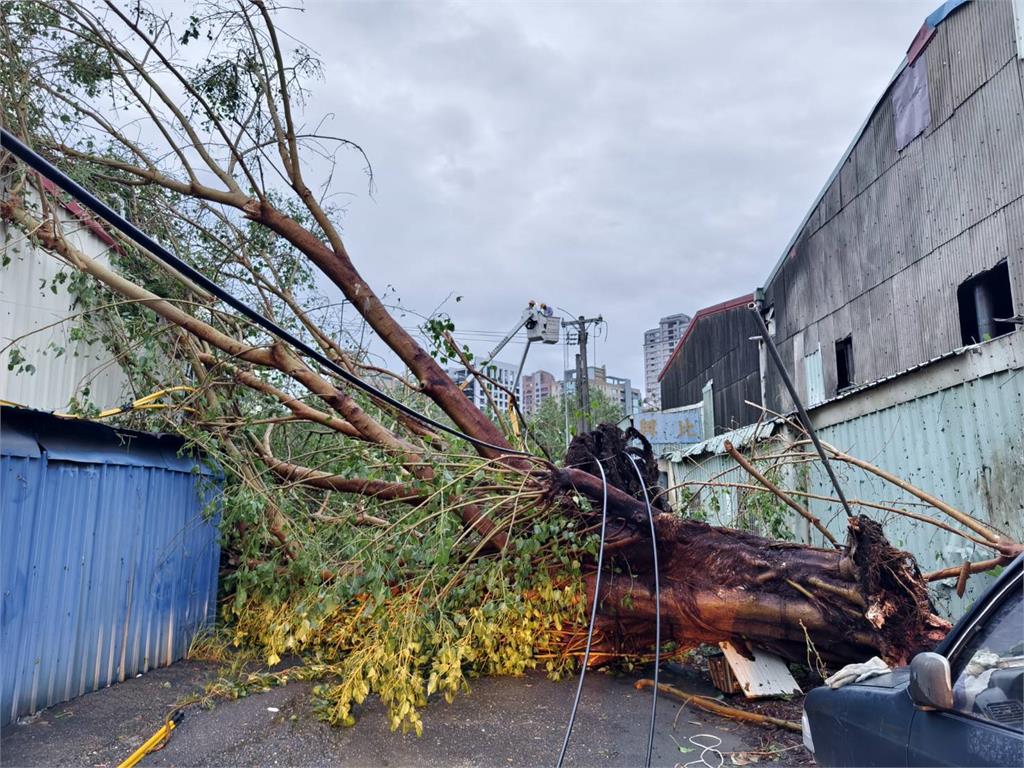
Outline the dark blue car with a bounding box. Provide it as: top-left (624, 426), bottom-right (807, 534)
top-left (802, 555), bottom-right (1023, 767)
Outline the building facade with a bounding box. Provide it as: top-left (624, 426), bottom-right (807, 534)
top-left (450, 361), bottom-right (523, 416)
top-left (655, 0), bottom-right (1024, 618)
top-left (521, 369), bottom-right (557, 415)
top-left (1, 182), bottom-right (128, 410)
top-left (660, 0), bottom-right (1024, 434)
top-left (642, 312), bottom-right (691, 410)
top-left (563, 365), bottom-right (642, 417)
top-left (658, 295), bottom-right (759, 435)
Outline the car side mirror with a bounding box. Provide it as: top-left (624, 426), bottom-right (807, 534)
top-left (909, 652), bottom-right (953, 710)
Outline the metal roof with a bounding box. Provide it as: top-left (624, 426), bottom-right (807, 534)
top-left (661, 417), bottom-right (781, 461)
top-left (655, 293), bottom-right (754, 383)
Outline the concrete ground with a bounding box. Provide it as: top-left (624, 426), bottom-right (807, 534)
top-left (1, 661), bottom-right (810, 767)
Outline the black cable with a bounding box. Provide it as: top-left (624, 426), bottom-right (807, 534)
top-left (623, 451), bottom-right (660, 768)
top-left (556, 458), bottom-right (609, 768)
top-left (747, 302), bottom-right (852, 518)
top-left (1, 128), bottom-right (528, 457)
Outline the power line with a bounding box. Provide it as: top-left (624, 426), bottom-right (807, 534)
top-left (624, 452), bottom-right (661, 768)
top-left (0, 128), bottom-right (529, 457)
top-left (556, 458), bottom-right (609, 768)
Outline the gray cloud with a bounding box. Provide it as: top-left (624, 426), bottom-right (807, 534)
top-left (280, 0), bottom-right (936, 394)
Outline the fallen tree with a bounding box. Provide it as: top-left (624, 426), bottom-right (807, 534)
top-left (1, 0), bottom-right (1019, 734)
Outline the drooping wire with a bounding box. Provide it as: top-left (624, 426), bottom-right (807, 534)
top-left (624, 451), bottom-right (660, 768)
top-left (0, 128), bottom-right (530, 457)
top-left (556, 458), bottom-right (609, 768)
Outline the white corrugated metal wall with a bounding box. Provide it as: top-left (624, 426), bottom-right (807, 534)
top-left (1, 185), bottom-right (128, 411)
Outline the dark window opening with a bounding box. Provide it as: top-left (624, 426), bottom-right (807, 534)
top-left (836, 336), bottom-right (854, 392)
top-left (958, 261), bottom-right (1014, 346)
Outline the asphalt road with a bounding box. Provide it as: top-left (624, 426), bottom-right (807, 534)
top-left (1, 661), bottom-right (807, 767)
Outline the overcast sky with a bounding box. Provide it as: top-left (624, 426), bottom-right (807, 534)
top-left (278, 0), bottom-right (936, 397)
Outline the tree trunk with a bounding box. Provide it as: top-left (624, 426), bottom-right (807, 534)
top-left (583, 515), bottom-right (951, 667)
top-left (557, 427), bottom-right (952, 668)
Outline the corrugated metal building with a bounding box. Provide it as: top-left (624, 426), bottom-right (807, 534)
top-left (1, 180), bottom-right (128, 412)
top-left (1, 407), bottom-right (220, 726)
top-left (656, 0), bottom-right (1024, 621)
top-left (663, 330), bottom-right (1024, 619)
top-left (762, 0), bottom-right (1024, 418)
top-left (660, 0), bottom-right (1024, 427)
top-left (658, 294), bottom-right (759, 434)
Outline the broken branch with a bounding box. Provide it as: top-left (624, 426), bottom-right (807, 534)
top-left (725, 440), bottom-right (840, 548)
top-left (634, 679), bottom-right (801, 732)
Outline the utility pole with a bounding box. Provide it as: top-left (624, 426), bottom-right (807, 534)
top-left (562, 315), bottom-right (602, 435)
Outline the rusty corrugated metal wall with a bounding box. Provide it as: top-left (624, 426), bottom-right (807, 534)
top-left (660, 304), bottom-right (761, 433)
top-left (1, 407), bottom-right (220, 726)
top-left (762, 0), bottom-right (1024, 423)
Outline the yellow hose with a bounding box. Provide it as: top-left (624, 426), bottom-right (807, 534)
top-left (117, 711), bottom-right (184, 768)
top-left (2, 386), bottom-right (196, 420)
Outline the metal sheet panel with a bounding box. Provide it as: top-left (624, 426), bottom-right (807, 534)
top-left (859, 185), bottom-right (883, 294)
top-left (807, 366), bottom-right (1024, 618)
top-left (1, 207), bottom-right (127, 412)
top-left (979, 0), bottom-right (1017, 76)
top-left (874, 94), bottom-right (899, 172)
top-left (821, 222), bottom-right (844, 311)
top-left (892, 58), bottom-right (930, 152)
top-left (824, 174), bottom-right (842, 223)
top-left (897, 142), bottom-right (931, 265)
top-left (1006, 197), bottom-right (1024, 315)
top-left (950, 86), bottom-right (997, 230)
top-left (967, 207), bottom-right (1010, 278)
top-left (1017, 0), bottom-right (1024, 59)
top-left (867, 281), bottom-right (899, 380)
top-left (836, 205), bottom-right (862, 304)
top-left (854, 120), bottom-right (879, 197)
top-left (947, 0), bottom-right (987, 108)
top-left (0, 417), bottom-right (220, 726)
top-left (849, 296), bottom-right (876, 385)
top-left (927, 21), bottom-right (954, 129)
top-left (804, 345), bottom-right (825, 407)
top-left (930, 234), bottom-right (970, 346)
top-left (984, 63), bottom-right (1024, 209)
top-left (891, 260), bottom-right (929, 370)
top-left (634, 406), bottom-right (703, 453)
top-left (817, 315), bottom-right (838, 397)
top-left (923, 118), bottom-right (963, 248)
top-left (873, 168), bottom-right (902, 282)
top-left (806, 230), bottom-right (827, 324)
top-left (669, 451), bottom-right (744, 528)
top-left (839, 155), bottom-right (858, 211)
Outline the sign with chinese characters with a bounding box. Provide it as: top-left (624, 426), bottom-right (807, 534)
top-left (633, 407), bottom-right (703, 447)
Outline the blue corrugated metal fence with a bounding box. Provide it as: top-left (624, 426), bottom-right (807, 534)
top-left (1, 407), bottom-right (220, 726)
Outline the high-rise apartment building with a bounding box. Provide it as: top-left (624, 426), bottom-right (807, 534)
top-left (563, 365), bottom-right (642, 418)
top-left (449, 361), bottom-right (522, 416)
top-left (642, 312), bottom-right (691, 410)
top-left (521, 369), bottom-right (557, 415)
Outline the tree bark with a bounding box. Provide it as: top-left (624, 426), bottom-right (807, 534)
top-left (557, 431), bottom-right (953, 669)
top-left (581, 515), bottom-right (950, 667)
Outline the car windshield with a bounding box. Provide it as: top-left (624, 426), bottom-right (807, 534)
top-left (952, 585), bottom-right (1024, 731)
